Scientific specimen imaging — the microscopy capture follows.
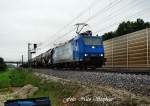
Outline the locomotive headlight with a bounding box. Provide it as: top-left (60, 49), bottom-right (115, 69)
top-left (92, 46), bottom-right (95, 48)
top-left (85, 54), bottom-right (88, 56)
top-left (100, 54), bottom-right (103, 56)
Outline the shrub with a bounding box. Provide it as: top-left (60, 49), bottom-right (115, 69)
top-left (0, 57), bottom-right (7, 71)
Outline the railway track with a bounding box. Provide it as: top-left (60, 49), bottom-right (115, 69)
top-left (34, 67), bottom-right (150, 75)
top-left (32, 68), bottom-right (150, 96)
top-left (98, 67), bottom-right (150, 75)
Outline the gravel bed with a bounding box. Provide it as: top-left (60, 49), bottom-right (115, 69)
top-left (33, 69), bottom-right (150, 96)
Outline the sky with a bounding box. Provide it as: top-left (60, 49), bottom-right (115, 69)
top-left (0, 0), bottom-right (149, 61)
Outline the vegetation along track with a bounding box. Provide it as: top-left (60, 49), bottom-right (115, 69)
top-left (32, 68), bottom-right (150, 96)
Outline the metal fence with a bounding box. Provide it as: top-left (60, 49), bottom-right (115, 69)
top-left (104, 28), bottom-right (150, 68)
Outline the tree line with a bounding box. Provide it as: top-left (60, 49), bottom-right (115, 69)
top-left (102, 19), bottom-right (150, 41)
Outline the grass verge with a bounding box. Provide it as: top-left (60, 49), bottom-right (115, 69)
top-left (0, 69), bottom-right (80, 106)
top-left (0, 69), bottom-right (40, 88)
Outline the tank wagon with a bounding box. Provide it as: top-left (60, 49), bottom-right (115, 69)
top-left (31, 25), bottom-right (105, 69)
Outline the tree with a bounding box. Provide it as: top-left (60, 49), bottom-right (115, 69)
top-left (0, 57), bottom-right (6, 71)
top-left (102, 19), bottom-right (150, 41)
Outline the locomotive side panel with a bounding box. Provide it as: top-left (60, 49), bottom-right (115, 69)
top-left (52, 41), bottom-right (74, 64)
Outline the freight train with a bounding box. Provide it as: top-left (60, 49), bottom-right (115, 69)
top-left (30, 25), bottom-right (105, 69)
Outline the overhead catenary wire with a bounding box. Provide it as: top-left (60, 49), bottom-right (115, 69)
top-left (52, 0), bottom-right (149, 44)
top-left (84, 0), bottom-right (122, 23)
top-left (47, 0), bottom-right (125, 45)
top-left (88, 0), bottom-right (144, 27)
top-left (95, 14), bottom-right (150, 35)
top-left (80, 0), bottom-right (146, 35)
top-left (35, 0), bottom-right (106, 55)
top-left (38, 0), bottom-right (102, 48)
top-left (43, 27), bottom-right (76, 48)
top-left (94, 8), bottom-right (150, 34)
top-left (52, 0), bottom-right (122, 42)
top-left (91, 0), bottom-right (147, 33)
top-left (82, 0), bottom-right (145, 35)
top-left (39, 0), bottom-right (122, 50)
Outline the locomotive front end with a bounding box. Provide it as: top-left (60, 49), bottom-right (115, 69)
top-left (82, 35), bottom-right (105, 68)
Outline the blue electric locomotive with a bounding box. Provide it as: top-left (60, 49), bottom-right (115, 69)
top-left (74, 31), bottom-right (104, 68)
top-left (52, 30), bottom-right (105, 69)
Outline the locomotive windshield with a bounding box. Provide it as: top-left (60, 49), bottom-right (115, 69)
top-left (83, 37), bottom-right (102, 45)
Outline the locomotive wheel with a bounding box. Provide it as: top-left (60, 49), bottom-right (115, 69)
top-left (91, 66), bottom-right (96, 70)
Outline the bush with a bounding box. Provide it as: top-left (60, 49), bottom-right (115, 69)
top-left (0, 57), bottom-right (6, 71)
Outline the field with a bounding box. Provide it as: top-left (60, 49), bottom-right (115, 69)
top-left (0, 68), bottom-right (150, 106)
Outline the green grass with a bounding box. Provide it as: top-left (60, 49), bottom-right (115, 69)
top-left (0, 69), bottom-right (11, 88)
top-left (0, 69), bottom-right (40, 88)
top-left (0, 69), bottom-right (80, 106)
top-left (31, 80), bottom-right (80, 106)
